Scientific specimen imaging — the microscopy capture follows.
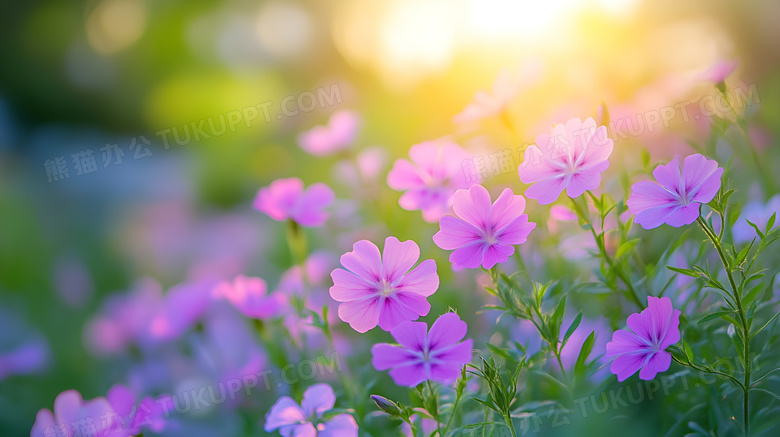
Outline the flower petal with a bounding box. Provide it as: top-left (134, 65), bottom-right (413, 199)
top-left (340, 240), bottom-right (382, 283)
top-left (264, 397), bottom-right (306, 431)
top-left (382, 237), bottom-right (420, 283)
top-left (428, 313), bottom-right (467, 350)
top-left (301, 384), bottom-right (335, 418)
top-left (452, 185), bottom-right (492, 228)
top-left (639, 351), bottom-right (671, 380)
top-left (337, 298), bottom-right (381, 333)
top-left (433, 216), bottom-right (481, 250)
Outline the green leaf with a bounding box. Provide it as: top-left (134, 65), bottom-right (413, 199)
top-left (751, 311), bottom-right (780, 338)
top-left (462, 422), bottom-right (505, 430)
top-left (615, 238), bottom-right (640, 261)
top-left (641, 149), bottom-right (650, 169)
top-left (683, 341), bottom-right (694, 361)
top-left (562, 311), bottom-right (583, 348)
top-left (549, 296), bottom-right (567, 342)
top-left (697, 311), bottom-right (734, 325)
top-left (575, 331), bottom-right (596, 375)
top-left (768, 212), bottom-right (776, 232)
top-left (666, 266), bottom-right (700, 278)
top-left (746, 219), bottom-right (766, 240)
top-left (487, 344), bottom-right (514, 362)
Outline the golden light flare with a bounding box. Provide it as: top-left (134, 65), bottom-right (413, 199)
top-left (86, 0), bottom-right (147, 55)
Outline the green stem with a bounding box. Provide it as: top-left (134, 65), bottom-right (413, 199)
top-left (553, 349), bottom-right (568, 384)
top-left (286, 219), bottom-right (308, 266)
top-left (696, 216), bottom-right (750, 435)
top-left (569, 196), bottom-right (644, 309)
top-left (426, 380), bottom-right (441, 434)
top-left (671, 355), bottom-right (745, 390)
top-left (442, 385), bottom-right (463, 436)
top-left (504, 413), bottom-right (518, 437)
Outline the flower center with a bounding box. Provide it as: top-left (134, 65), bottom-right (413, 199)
top-left (379, 279), bottom-right (396, 297)
top-left (483, 225), bottom-right (498, 245)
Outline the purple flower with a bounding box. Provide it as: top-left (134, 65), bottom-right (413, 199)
top-left (84, 278), bottom-right (163, 356)
top-left (107, 384), bottom-right (166, 435)
top-left (627, 154), bottom-right (723, 229)
top-left (371, 312), bottom-right (473, 387)
top-left (732, 194), bottom-right (780, 243)
top-left (148, 279), bottom-right (217, 341)
top-left (699, 59), bottom-right (738, 84)
top-left (0, 308), bottom-right (50, 380)
top-left (518, 117), bottom-right (613, 205)
top-left (0, 339), bottom-right (49, 381)
top-left (253, 178), bottom-right (335, 227)
top-left (330, 237), bottom-right (439, 333)
top-left (31, 390), bottom-right (114, 437)
top-left (213, 275), bottom-right (286, 319)
top-left (387, 141), bottom-right (474, 222)
top-left (433, 185), bottom-right (536, 270)
top-left (264, 383), bottom-right (357, 437)
top-left (606, 296), bottom-right (681, 381)
top-left (298, 110), bottom-right (360, 156)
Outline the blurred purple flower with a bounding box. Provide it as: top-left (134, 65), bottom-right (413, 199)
top-left (264, 383), bottom-right (357, 437)
top-left (330, 237), bottom-right (439, 333)
top-left (107, 384), bottom-right (166, 435)
top-left (332, 146), bottom-right (388, 197)
top-left (253, 177), bottom-right (335, 227)
top-left (52, 255), bottom-right (94, 308)
top-left (559, 317), bottom-right (611, 378)
top-left (0, 308), bottom-right (50, 380)
top-left (433, 185), bottom-right (536, 270)
top-left (699, 59), bottom-right (738, 84)
top-left (298, 110), bottom-right (360, 156)
top-left (84, 278), bottom-right (163, 356)
top-left (550, 204), bottom-right (577, 221)
top-left (213, 275), bottom-right (286, 319)
top-left (387, 141), bottom-right (473, 222)
top-left (192, 304), bottom-right (268, 386)
top-left (732, 194), bottom-right (780, 243)
top-left (400, 412), bottom-right (438, 436)
top-left (518, 117), bottom-right (613, 205)
top-left (148, 279), bottom-right (217, 341)
top-left (627, 154), bottom-right (723, 229)
top-left (0, 338), bottom-right (49, 381)
top-left (606, 296), bottom-right (681, 381)
top-left (371, 312), bottom-right (473, 387)
top-left (31, 390), bottom-right (114, 437)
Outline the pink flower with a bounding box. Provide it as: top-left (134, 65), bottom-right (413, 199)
top-left (106, 385), bottom-right (166, 435)
top-left (453, 63), bottom-right (543, 124)
top-left (627, 154), bottom-right (723, 229)
top-left (264, 383), bottom-right (357, 437)
top-left (699, 59), bottom-right (738, 84)
top-left (330, 237), bottom-right (439, 333)
top-left (453, 69), bottom-right (521, 124)
top-left (606, 296), bottom-right (681, 381)
top-left (298, 110), bottom-right (360, 156)
top-left (371, 312), bottom-right (473, 387)
top-left (213, 275), bottom-right (286, 319)
top-left (83, 278), bottom-right (163, 356)
top-left (253, 178), bottom-right (335, 227)
top-left (31, 390), bottom-right (114, 437)
top-left (387, 141), bottom-right (474, 222)
top-left (518, 117), bottom-right (613, 205)
top-left (433, 185), bottom-right (536, 270)
top-left (147, 279), bottom-right (217, 341)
